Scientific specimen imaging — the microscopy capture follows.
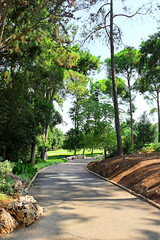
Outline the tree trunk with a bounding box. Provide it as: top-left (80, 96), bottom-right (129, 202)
top-left (41, 125), bottom-right (49, 160)
top-left (44, 147), bottom-right (48, 161)
top-left (31, 143), bottom-right (36, 166)
top-left (91, 148), bottom-right (94, 154)
top-left (104, 148), bottom-right (107, 159)
top-left (3, 145), bottom-right (7, 160)
top-left (40, 148), bottom-right (45, 159)
top-left (110, 0), bottom-right (123, 155)
top-left (45, 125), bottom-right (49, 160)
top-left (41, 147), bottom-right (48, 160)
top-left (157, 90), bottom-right (160, 142)
top-left (0, 0), bottom-right (9, 48)
top-left (83, 146), bottom-right (86, 155)
top-left (74, 146), bottom-right (77, 156)
top-left (128, 77), bottom-right (134, 151)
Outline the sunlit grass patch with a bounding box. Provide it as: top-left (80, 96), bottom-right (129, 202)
top-left (35, 149), bottom-right (103, 172)
top-left (48, 149), bottom-right (103, 157)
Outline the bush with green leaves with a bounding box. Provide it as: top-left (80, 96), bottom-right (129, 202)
top-left (150, 142), bottom-right (160, 152)
top-left (141, 142), bottom-right (160, 153)
top-left (0, 177), bottom-right (14, 194)
top-left (141, 146), bottom-right (154, 153)
top-left (0, 160), bottom-right (14, 194)
top-left (13, 161), bottom-right (38, 178)
top-left (0, 160), bottom-right (14, 175)
top-left (134, 112), bottom-right (157, 150)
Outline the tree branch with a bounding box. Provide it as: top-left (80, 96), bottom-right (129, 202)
top-left (0, 0), bottom-right (9, 47)
top-left (0, 0), bottom-right (73, 51)
top-left (114, 3), bottom-right (152, 19)
top-left (97, 2), bottom-right (110, 16)
top-left (81, 25), bottom-right (108, 45)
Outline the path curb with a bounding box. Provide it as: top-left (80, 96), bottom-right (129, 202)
top-left (85, 165), bottom-right (160, 210)
top-left (27, 167), bottom-right (46, 190)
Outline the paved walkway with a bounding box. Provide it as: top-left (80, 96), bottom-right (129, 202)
top-left (6, 158), bottom-right (160, 240)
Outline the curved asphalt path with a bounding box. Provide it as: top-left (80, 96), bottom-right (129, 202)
top-left (6, 158), bottom-right (160, 240)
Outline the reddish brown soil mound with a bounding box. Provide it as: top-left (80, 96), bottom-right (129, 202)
top-left (87, 152), bottom-right (160, 205)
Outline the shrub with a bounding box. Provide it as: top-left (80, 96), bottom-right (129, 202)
top-left (35, 157), bottom-right (45, 164)
top-left (151, 142), bottom-right (160, 152)
top-left (141, 142), bottom-right (160, 153)
top-left (13, 161), bottom-right (38, 178)
top-left (0, 177), bottom-right (14, 194)
top-left (141, 146), bottom-right (154, 153)
top-left (0, 160), bottom-right (14, 175)
top-left (0, 160), bottom-right (14, 194)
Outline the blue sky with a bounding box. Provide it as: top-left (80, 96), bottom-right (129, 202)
top-left (57, 0), bottom-right (159, 133)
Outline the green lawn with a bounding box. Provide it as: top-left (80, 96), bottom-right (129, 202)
top-left (36, 149), bottom-right (103, 171)
top-left (47, 148), bottom-right (103, 156)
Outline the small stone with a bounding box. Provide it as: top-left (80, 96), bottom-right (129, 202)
top-left (14, 180), bottom-right (23, 191)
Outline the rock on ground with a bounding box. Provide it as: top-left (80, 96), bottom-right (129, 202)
top-left (0, 208), bottom-right (18, 235)
top-left (5, 196), bottom-right (43, 227)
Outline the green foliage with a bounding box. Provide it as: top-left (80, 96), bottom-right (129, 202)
top-left (121, 121), bottom-right (132, 154)
top-left (134, 112), bottom-right (157, 150)
top-left (0, 0), bottom-right (82, 164)
top-left (48, 128), bottom-right (64, 150)
top-left (142, 142), bottom-right (160, 153)
top-left (0, 177), bottom-right (14, 194)
top-left (0, 160), bottom-right (14, 194)
top-left (138, 31), bottom-right (160, 87)
top-left (141, 146), bottom-right (154, 153)
top-left (13, 161), bottom-right (38, 178)
top-left (99, 78), bottom-right (126, 99)
top-left (63, 80), bottom-right (116, 153)
top-left (35, 159), bottom-right (67, 172)
top-left (71, 45), bottom-right (100, 75)
top-left (150, 142), bottom-right (160, 152)
top-left (106, 47), bottom-right (139, 76)
top-left (63, 128), bottom-right (83, 151)
top-left (0, 160), bottom-right (14, 175)
top-left (0, 1), bottom-right (76, 53)
top-left (136, 32), bottom-right (160, 142)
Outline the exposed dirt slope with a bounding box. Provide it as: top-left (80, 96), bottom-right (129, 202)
top-left (87, 152), bottom-right (160, 205)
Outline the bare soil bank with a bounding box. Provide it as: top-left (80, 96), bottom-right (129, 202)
top-left (87, 152), bottom-right (160, 205)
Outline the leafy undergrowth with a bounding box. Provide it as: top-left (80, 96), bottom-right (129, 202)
top-left (35, 156), bottom-right (67, 172)
top-left (87, 152), bottom-right (160, 205)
